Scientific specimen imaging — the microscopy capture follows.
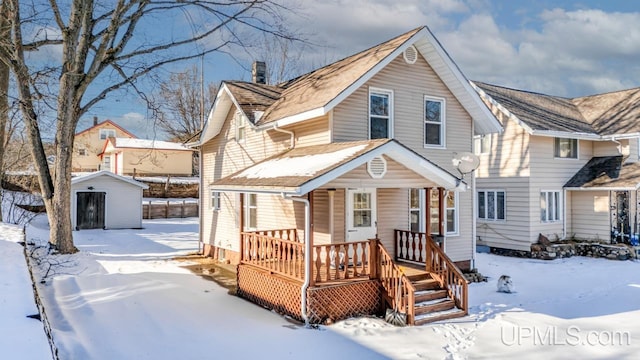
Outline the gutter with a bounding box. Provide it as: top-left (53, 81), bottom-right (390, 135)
top-left (271, 123), bottom-right (295, 149)
top-left (283, 194), bottom-right (311, 327)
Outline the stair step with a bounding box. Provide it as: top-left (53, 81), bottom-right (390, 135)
top-left (412, 278), bottom-right (440, 291)
top-left (414, 298), bottom-right (455, 315)
top-left (414, 289), bottom-right (448, 302)
top-left (414, 308), bottom-right (466, 326)
top-left (406, 272), bottom-right (431, 282)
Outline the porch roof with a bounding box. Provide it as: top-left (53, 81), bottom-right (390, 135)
top-left (210, 139), bottom-right (465, 195)
top-left (564, 156), bottom-right (640, 190)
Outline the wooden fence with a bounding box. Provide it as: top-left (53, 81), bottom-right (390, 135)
top-left (142, 200), bottom-right (199, 219)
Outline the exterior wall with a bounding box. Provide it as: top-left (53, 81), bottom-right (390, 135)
top-left (475, 117), bottom-right (532, 251)
top-left (73, 122), bottom-right (135, 172)
top-left (628, 139), bottom-right (639, 163)
top-left (71, 176), bottom-right (143, 229)
top-left (569, 190), bottom-right (611, 242)
top-left (529, 136), bottom-right (593, 243)
top-left (114, 148), bottom-right (193, 176)
top-left (331, 54), bottom-right (476, 262)
top-left (593, 140), bottom-right (624, 157)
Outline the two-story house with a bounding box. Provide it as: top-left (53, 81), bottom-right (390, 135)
top-left (73, 117), bottom-right (137, 172)
top-left (472, 82), bottom-right (640, 251)
top-left (197, 27), bottom-right (502, 326)
top-left (99, 137), bottom-right (195, 176)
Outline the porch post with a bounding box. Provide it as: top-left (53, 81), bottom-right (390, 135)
top-left (439, 188), bottom-right (445, 249)
top-left (308, 191), bottom-right (315, 287)
top-left (239, 193), bottom-right (244, 262)
top-left (424, 187), bottom-right (431, 235)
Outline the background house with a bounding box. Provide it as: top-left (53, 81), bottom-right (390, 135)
top-left (71, 171), bottom-right (148, 230)
top-left (100, 138), bottom-right (195, 176)
top-left (73, 117), bottom-right (137, 172)
top-left (472, 82), bottom-right (640, 250)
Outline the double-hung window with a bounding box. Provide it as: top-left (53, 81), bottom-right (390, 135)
top-left (210, 190), bottom-right (220, 210)
top-left (424, 96), bottom-right (445, 147)
top-left (369, 88), bottom-right (393, 139)
top-left (474, 134), bottom-right (491, 155)
top-left (409, 189), bottom-right (423, 232)
top-left (540, 191), bottom-right (561, 222)
top-left (99, 129), bottom-right (116, 140)
top-left (236, 112), bottom-right (246, 143)
top-left (244, 193), bottom-right (257, 229)
top-left (478, 190), bottom-right (505, 221)
top-left (554, 138), bottom-right (578, 159)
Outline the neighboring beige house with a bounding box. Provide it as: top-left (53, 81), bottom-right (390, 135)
top-left (73, 118), bottom-right (137, 172)
top-left (198, 27), bottom-right (502, 325)
top-left (100, 138), bottom-right (195, 176)
top-left (472, 82), bottom-right (640, 251)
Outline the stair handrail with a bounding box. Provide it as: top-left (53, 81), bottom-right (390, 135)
top-left (375, 239), bottom-right (416, 325)
top-left (424, 235), bottom-right (468, 315)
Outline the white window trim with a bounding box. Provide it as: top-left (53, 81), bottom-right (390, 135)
top-left (424, 95), bottom-right (446, 149)
top-left (445, 191), bottom-right (459, 236)
top-left (99, 129), bottom-right (116, 140)
top-left (244, 193), bottom-right (257, 230)
top-left (210, 190), bottom-right (220, 211)
top-left (540, 190), bottom-right (562, 223)
top-left (408, 188), bottom-right (425, 233)
top-left (235, 111), bottom-right (246, 144)
top-left (553, 138), bottom-right (579, 160)
top-left (474, 134), bottom-right (491, 155)
top-left (477, 189), bottom-right (506, 222)
top-left (368, 87), bottom-right (394, 139)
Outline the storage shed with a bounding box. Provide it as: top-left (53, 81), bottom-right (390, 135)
top-left (71, 171), bottom-right (148, 230)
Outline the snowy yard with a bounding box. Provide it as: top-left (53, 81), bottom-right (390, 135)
top-left (1, 213), bottom-right (639, 359)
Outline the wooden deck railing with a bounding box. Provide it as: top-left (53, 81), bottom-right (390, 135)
top-left (312, 240), bottom-right (371, 284)
top-left (376, 240), bottom-right (415, 324)
top-left (395, 230), bottom-right (468, 314)
top-left (240, 231), bottom-right (304, 281)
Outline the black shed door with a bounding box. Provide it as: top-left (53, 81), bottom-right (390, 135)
top-left (76, 192), bottom-right (106, 230)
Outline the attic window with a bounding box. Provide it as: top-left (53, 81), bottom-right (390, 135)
top-left (99, 129), bottom-right (116, 140)
top-left (367, 156), bottom-right (387, 179)
top-left (403, 45), bottom-right (418, 65)
top-left (235, 112), bottom-right (246, 143)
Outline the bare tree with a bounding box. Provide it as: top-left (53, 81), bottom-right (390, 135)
top-left (154, 65), bottom-right (217, 142)
top-left (3, 0), bottom-right (298, 253)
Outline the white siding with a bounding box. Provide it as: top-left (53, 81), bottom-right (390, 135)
top-left (569, 191), bottom-right (611, 242)
top-left (593, 140), bottom-right (623, 157)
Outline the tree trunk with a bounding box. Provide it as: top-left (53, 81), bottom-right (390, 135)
top-left (0, 60), bottom-right (7, 222)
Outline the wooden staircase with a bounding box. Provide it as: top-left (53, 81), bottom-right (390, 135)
top-left (403, 268), bottom-right (466, 325)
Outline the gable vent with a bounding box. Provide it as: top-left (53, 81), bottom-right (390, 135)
top-left (403, 45), bottom-right (418, 64)
top-left (367, 156), bottom-right (387, 179)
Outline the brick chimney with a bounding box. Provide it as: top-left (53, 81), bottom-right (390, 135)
top-left (93, 116), bottom-right (98, 126)
top-left (252, 61), bottom-right (266, 84)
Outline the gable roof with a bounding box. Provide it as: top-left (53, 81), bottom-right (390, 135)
top-left (71, 170), bottom-right (149, 189)
top-left (75, 119), bottom-right (137, 138)
top-left (473, 81), bottom-right (640, 139)
top-left (211, 139), bottom-right (464, 195)
top-left (564, 156), bottom-right (640, 190)
top-left (105, 138), bottom-right (194, 151)
top-left (200, 26), bottom-right (502, 144)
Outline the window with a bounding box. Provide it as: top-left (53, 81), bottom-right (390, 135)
top-left (99, 129), bottom-right (116, 140)
top-left (352, 192), bottom-right (372, 227)
top-left (78, 148), bottom-right (87, 156)
top-left (244, 193), bottom-right (257, 229)
top-left (102, 156), bottom-right (111, 171)
top-left (424, 96), bottom-right (445, 147)
top-left (445, 192), bottom-right (457, 235)
top-left (235, 112), bottom-right (246, 143)
top-left (540, 191), bottom-right (561, 222)
top-left (369, 88), bottom-right (393, 139)
top-left (210, 190), bottom-right (220, 210)
top-left (478, 190), bottom-right (505, 221)
top-left (409, 188), bottom-right (422, 232)
top-left (474, 135), bottom-right (491, 155)
top-left (554, 138), bottom-right (578, 159)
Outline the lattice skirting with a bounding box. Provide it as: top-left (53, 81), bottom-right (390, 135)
top-left (307, 281), bottom-right (381, 324)
top-left (237, 265), bottom-right (303, 321)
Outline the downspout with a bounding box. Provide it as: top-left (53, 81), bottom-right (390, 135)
top-left (562, 188), bottom-right (567, 240)
top-left (471, 170), bottom-right (477, 269)
top-left (283, 194), bottom-right (311, 326)
top-left (198, 145), bottom-right (203, 254)
top-left (272, 123), bottom-right (295, 149)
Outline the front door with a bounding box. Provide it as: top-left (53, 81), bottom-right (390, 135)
top-left (612, 191), bottom-right (630, 243)
top-left (76, 192), bottom-right (106, 230)
top-left (346, 188), bottom-right (377, 241)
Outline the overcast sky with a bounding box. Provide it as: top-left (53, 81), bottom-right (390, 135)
top-left (79, 0), bottom-right (640, 139)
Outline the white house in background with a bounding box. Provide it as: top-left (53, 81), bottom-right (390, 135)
top-left (99, 138), bottom-right (195, 176)
top-left (71, 171), bottom-right (148, 230)
top-left (472, 81), bottom-right (640, 251)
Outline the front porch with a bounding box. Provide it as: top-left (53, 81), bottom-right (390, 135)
top-left (236, 228), bottom-right (468, 326)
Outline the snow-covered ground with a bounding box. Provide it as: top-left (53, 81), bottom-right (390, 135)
top-left (2, 209), bottom-right (638, 359)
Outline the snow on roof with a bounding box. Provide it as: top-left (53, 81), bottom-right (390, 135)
top-left (113, 138), bottom-right (193, 151)
top-left (71, 170), bottom-right (149, 189)
top-left (232, 144), bottom-right (368, 179)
